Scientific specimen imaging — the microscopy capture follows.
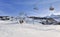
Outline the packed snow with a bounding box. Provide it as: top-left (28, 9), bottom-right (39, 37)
top-left (0, 21), bottom-right (60, 37)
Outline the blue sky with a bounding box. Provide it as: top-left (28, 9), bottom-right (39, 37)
top-left (0, 0), bottom-right (60, 17)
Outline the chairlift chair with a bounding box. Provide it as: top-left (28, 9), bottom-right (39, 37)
top-left (49, 6), bottom-right (54, 11)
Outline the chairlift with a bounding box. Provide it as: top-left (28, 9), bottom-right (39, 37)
top-left (33, 2), bottom-right (39, 10)
top-left (49, 6), bottom-right (54, 11)
top-left (33, 7), bottom-right (39, 10)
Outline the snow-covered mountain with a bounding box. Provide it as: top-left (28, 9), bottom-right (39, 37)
top-left (46, 14), bottom-right (60, 22)
top-left (0, 16), bottom-right (60, 37)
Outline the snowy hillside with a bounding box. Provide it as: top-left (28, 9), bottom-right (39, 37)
top-left (46, 14), bottom-right (60, 22)
top-left (0, 21), bottom-right (60, 37)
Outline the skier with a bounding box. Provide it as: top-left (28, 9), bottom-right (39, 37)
top-left (19, 20), bottom-right (24, 24)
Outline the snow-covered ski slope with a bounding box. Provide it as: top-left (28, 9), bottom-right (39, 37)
top-left (0, 21), bottom-right (60, 37)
